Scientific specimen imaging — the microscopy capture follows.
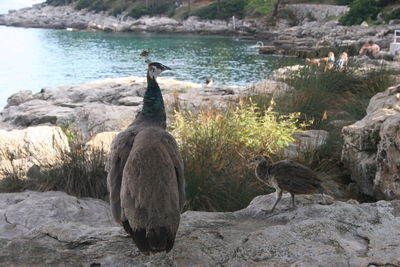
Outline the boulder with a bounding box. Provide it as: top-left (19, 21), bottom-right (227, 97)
top-left (85, 131), bottom-right (118, 154)
top-left (342, 84), bottom-right (400, 199)
top-left (0, 191), bottom-right (400, 266)
top-left (1, 76), bottom-right (245, 140)
top-left (283, 130), bottom-right (329, 159)
top-left (0, 126), bottom-right (70, 176)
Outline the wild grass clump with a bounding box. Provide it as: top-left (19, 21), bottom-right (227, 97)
top-left (0, 142), bottom-right (108, 200)
top-left (276, 66), bottom-right (394, 128)
top-left (172, 100), bottom-right (306, 211)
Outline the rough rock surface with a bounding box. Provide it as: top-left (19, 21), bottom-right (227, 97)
top-left (1, 191), bottom-right (400, 266)
top-left (283, 130), bottom-right (329, 159)
top-left (342, 84), bottom-right (400, 199)
top-left (1, 76), bottom-right (291, 140)
top-left (0, 5), bottom-right (250, 34)
top-left (285, 4), bottom-right (348, 23)
top-left (0, 76), bottom-right (245, 140)
top-left (1, 3), bottom-right (398, 54)
top-left (0, 126), bottom-right (69, 174)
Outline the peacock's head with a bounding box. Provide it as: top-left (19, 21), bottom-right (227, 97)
top-left (250, 155), bottom-right (271, 165)
top-left (147, 61), bottom-right (171, 79)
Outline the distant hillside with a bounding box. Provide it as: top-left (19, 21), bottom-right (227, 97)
top-left (44, 0), bottom-right (399, 24)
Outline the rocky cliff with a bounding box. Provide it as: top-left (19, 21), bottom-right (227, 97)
top-left (1, 191), bottom-right (400, 266)
top-left (342, 84), bottom-right (400, 200)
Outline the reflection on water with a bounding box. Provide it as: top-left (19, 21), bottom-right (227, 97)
top-left (0, 26), bottom-right (299, 108)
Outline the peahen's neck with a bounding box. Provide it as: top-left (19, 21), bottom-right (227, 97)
top-left (256, 161), bottom-right (270, 179)
top-left (136, 73), bottom-right (166, 128)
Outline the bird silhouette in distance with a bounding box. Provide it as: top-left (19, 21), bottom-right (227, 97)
top-left (107, 61), bottom-right (185, 254)
top-left (251, 155), bottom-right (324, 213)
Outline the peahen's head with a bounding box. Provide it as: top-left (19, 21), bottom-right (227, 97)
top-left (250, 155), bottom-right (271, 165)
top-left (147, 62), bottom-right (171, 79)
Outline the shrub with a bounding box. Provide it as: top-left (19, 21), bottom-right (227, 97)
top-left (277, 66), bottom-right (393, 128)
top-left (128, 2), bottom-right (176, 19)
top-left (339, 0), bottom-right (395, 25)
top-left (46, 0), bottom-right (75, 6)
top-left (74, 0), bottom-right (91, 10)
top-left (172, 101), bottom-right (305, 211)
top-left (335, 0), bottom-right (354, 5)
top-left (75, 0), bottom-right (113, 12)
top-left (191, 0), bottom-right (247, 19)
top-left (247, 0), bottom-right (278, 15)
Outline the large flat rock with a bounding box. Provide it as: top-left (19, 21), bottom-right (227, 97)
top-left (0, 76), bottom-right (244, 140)
top-left (1, 191), bottom-right (399, 266)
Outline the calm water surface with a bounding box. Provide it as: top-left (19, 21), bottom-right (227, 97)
top-left (0, 26), bottom-right (298, 108)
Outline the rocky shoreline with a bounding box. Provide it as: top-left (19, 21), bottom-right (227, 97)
top-left (1, 3), bottom-right (399, 57)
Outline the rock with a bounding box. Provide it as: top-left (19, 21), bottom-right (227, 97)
top-left (283, 130), bottom-right (329, 159)
top-left (5, 90), bottom-right (33, 108)
top-left (1, 76), bottom-right (245, 140)
top-left (245, 79), bottom-right (293, 98)
top-left (0, 126), bottom-right (70, 175)
top-left (1, 191), bottom-right (400, 266)
top-left (284, 4), bottom-right (349, 24)
top-left (342, 84), bottom-right (400, 199)
top-left (85, 131), bottom-right (118, 154)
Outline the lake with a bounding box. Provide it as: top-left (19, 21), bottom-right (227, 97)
top-left (0, 26), bottom-right (298, 109)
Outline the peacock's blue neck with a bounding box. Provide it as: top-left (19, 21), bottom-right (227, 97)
top-left (136, 73), bottom-right (166, 128)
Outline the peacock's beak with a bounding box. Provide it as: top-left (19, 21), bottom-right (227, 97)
top-left (162, 65), bottom-right (172, 71)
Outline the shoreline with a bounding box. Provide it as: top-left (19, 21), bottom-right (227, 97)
top-left (1, 4), bottom-right (399, 58)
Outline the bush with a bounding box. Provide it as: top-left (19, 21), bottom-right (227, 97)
top-left (191, 0), bottom-right (247, 19)
top-left (339, 0), bottom-right (395, 25)
top-left (247, 0), bottom-right (278, 15)
top-left (46, 0), bottom-right (75, 6)
top-left (75, 0), bottom-right (113, 12)
top-left (277, 66), bottom-right (393, 128)
top-left (128, 2), bottom-right (176, 19)
top-left (335, 0), bottom-right (354, 5)
top-left (172, 101), bottom-right (305, 211)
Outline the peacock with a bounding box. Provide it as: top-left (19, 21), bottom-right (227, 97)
top-left (107, 61), bottom-right (185, 254)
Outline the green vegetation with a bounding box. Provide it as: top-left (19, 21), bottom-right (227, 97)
top-left (191, 0), bottom-right (247, 19)
top-left (277, 66), bottom-right (393, 128)
top-left (128, 2), bottom-right (176, 19)
top-left (172, 101), bottom-right (306, 211)
top-left (339, 0), bottom-right (396, 25)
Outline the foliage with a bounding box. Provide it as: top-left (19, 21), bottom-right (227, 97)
top-left (335, 0), bottom-right (354, 5)
top-left (191, 0), bottom-right (247, 19)
top-left (128, 2), bottom-right (176, 19)
top-left (0, 143), bottom-right (108, 200)
top-left (247, 0), bottom-right (278, 15)
top-left (46, 0), bottom-right (75, 6)
top-left (75, 0), bottom-right (113, 12)
top-left (339, 0), bottom-right (394, 25)
top-left (381, 8), bottom-right (400, 23)
top-left (277, 66), bottom-right (393, 128)
top-left (172, 101), bottom-right (305, 211)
